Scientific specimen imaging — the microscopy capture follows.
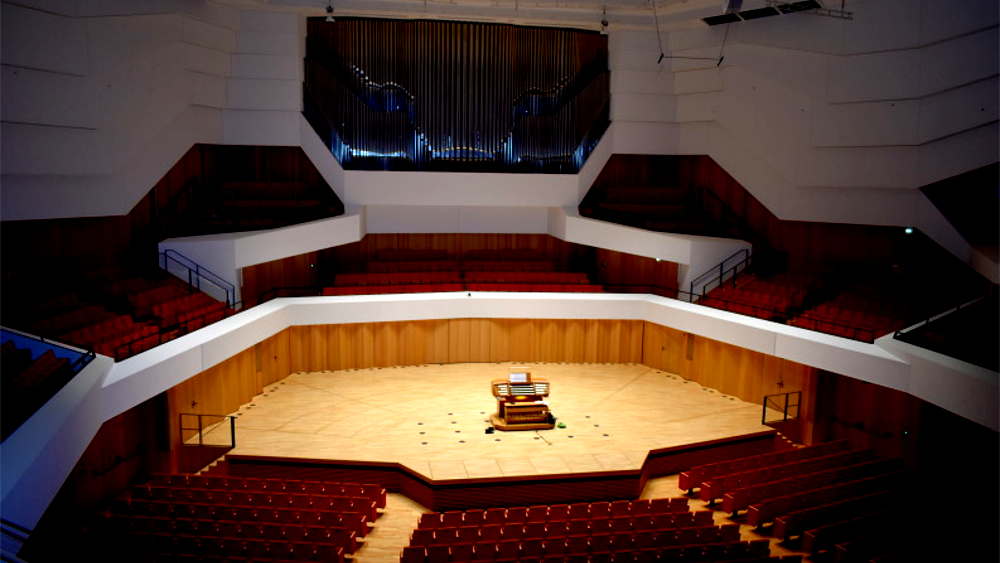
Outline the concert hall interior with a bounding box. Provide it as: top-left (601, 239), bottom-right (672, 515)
top-left (1, 1), bottom-right (997, 562)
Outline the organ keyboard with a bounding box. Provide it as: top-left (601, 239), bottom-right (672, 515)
top-left (490, 368), bottom-right (554, 431)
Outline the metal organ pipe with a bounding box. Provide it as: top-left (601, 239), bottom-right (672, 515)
top-left (303, 17), bottom-right (609, 172)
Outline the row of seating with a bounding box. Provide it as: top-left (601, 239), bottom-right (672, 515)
top-left (324, 283), bottom-right (605, 296)
top-left (103, 514), bottom-right (357, 552)
top-left (677, 440), bottom-right (848, 493)
top-left (697, 296), bottom-right (781, 321)
top-left (334, 271), bottom-right (594, 287)
top-left (367, 259), bottom-right (559, 273)
top-left (110, 500), bottom-right (368, 539)
top-left (467, 283), bottom-right (605, 293)
top-left (698, 448), bottom-right (876, 505)
top-left (786, 316), bottom-right (876, 342)
top-left (94, 474), bottom-right (390, 563)
top-left (2, 345), bottom-right (71, 393)
top-left (148, 473), bottom-right (386, 508)
top-left (28, 303), bottom-right (116, 335)
top-left (60, 313), bottom-right (158, 349)
top-left (771, 490), bottom-right (898, 542)
top-left (129, 283), bottom-right (189, 317)
top-left (131, 489), bottom-right (378, 522)
top-left (800, 510), bottom-right (895, 557)
top-left (95, 332), bottom-right (163, 360)
top-left (412, 512), bottom-right (716, 546)
top-left (403, 526), bottom-right (745, 563)
top-left (726, 458), bottom-right (904, 518)
top-left (744, 469), bottom-right (907, 528)
top-left (103, 531), bottom-right (344, 563)
top-left (323, 283), bottom-right (465, 296)
top-left (153, 293), bottom-right (223, 326)
top-left (335, 271), bottom-right (463, 286)
top-left (418, 499), bottom-right (691, 529)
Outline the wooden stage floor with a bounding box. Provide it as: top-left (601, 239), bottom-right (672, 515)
top-left (207, 363), bottom-right (779, 482)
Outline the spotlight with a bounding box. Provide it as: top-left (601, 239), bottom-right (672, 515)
top-left (600, 6), bottom-right (609, 35)
top-left (325, 3), bottom-right (334, 23)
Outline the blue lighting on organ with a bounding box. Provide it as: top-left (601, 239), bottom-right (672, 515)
top-left (303, 17), bottom-right (610, 173)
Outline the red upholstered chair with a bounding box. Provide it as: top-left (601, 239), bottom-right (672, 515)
top-left (401, 546), bottom-right (424, 563)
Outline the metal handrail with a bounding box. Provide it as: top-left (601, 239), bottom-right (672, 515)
top-left (688, 248), bottom-right (752, 300)
top-left (160, 249), bottom-right (236, 307)
top-left (0, 326), bottom-right (96, 374)
top-left (179, 413), bottom-right (236, 448)
top-left (762, 390), bottom-right (801, 425)
top-left (894, 293), bottom-right (991, 338)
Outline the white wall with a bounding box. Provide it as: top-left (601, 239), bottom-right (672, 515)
top-left (2, 0), bottom-right (995, 275)
top-left (607, 0), bottom-right (998, 264)
top-left (0, 1), bottom-right (238, 219)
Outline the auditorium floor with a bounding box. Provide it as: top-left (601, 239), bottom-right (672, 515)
top-left (207, 362), bottom-right (780, 480)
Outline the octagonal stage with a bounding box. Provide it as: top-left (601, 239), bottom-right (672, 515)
top-left (203, 363), bottom-right (780, 507)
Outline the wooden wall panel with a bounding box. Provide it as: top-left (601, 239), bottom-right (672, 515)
top-left (508, 319), bottom-right (536, 363)
top-left (449, 318), bottom-right (472, 363)
top-left (487, 318), bottom-right (511, 362)
top-left (593, 248), bottom-right (678, 294)
top-left (564, 319), bottom-right (586, 363)
top-left (538, 319), bottom-right (565, 363)
top-left (468, 319), bottom-right (492, 362)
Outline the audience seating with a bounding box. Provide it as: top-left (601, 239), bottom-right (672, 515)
top-left (771, 491), bottom-right (899, 542)
top-left (325, 250), bottom-right (603, 297)
top-left (744, 469), bottom-right (908, 528)
top-left (677, 440), bottom-right (849, 494)
top-left (93, 473), bottom-right (386, 563)
top-left (7, 349), bottom-right (70, 393)
top-left (800, 510), bottom-right (895, 557)
top-left (716, 454), bottom-right (902, 516)
top-left (403, 498), bottom-right (768, 563)
top-left (699, 448), bottom-right (877, 506)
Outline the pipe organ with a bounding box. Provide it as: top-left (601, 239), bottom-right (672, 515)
top-left (304, 18), bottom-right (609, 173)
top-left (490, 368), bottom-right (554, 431)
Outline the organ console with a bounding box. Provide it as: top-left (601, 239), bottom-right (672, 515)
top-left (490, 368), bottom-right (554, 431)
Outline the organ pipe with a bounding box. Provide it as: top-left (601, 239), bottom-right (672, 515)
top-left (303, 17), bottom-right (609, 173)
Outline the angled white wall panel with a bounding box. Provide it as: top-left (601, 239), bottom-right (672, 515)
top-left (187, 71), bottom-right (228, 108)
top-left (235, 29), bottom-right (299, 56)
top-left (917, 0), bottom-right (999, 45)
top-left (239, 9), bottom-right (299, 33)
top-left (226, 77), bottom-right (300, 110)
top-left (613, 92), bottom-right (675, 122)
top-left (672, 68), bottom-right (723, 95)
top-left (184, 43), bottom-right (233, 77)
top-left (917, 78), bottom-right (999, 143)
top-left (611, 69), bottom-right (675, 95)
top-left (810, 99), bottom-right (921, 147)
top-left (840, 0), bottom-right (922, 54)
top-left (916, 27), bottom-right (999, 97)
top-left (0, 3), bottom-right (89, 74)
top-left (826, 50), bottom-right (921, 104)
top-left (181, 13), bottom-right (239, 51)
top-left (232, 53), bottom-right (300, 80)
top-left (913, 121), bottom-right (1000, 186)
top-left (0, 67), bottom-right (98, 129)
top-left (675, 92), bottom-right (717, 123)
top-left (223, 109), bottom-right (300, 145)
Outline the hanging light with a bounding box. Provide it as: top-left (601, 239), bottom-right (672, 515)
top-left (325, 2), bottom-right (335, 23)
top-left (600, 6), bottom-right (609, 35)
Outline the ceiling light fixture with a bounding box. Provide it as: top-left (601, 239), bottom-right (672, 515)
top-left (325, 2), bottom-right (335, 23)
top-left (600, 6), bottom-right (609, 35)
